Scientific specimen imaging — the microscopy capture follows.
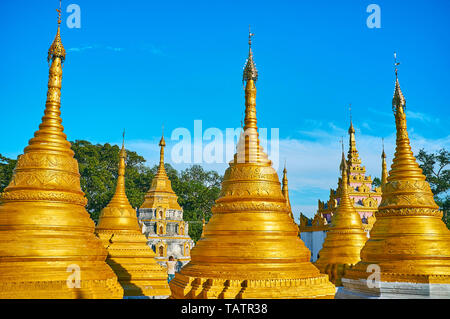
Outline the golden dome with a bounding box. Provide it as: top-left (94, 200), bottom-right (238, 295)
top-left (0, 20), bottom-right (122, 298)
top-left (169, 32), bottom-right (335, 299)
top-left (315, 151), bottom-right (368, 286)
top-left (96, 140), bottom-right (171, 298)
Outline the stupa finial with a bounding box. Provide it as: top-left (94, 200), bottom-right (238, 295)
top-left (243, 25), bottom-right (258, 85)
top-left (348, 104), bottom-right (355, 134)
top-left (48, 0), bottom-right (65, 64)
top-left (392, 52), bottom-right (406, 113)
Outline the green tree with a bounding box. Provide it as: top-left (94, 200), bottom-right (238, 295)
top-left (71, 140), bottom-right (154, 222)
top-left (0, 154), bottom-right (17, 193)
top-left (416, 148), bottom-right (450, 229)
top-left (372, 177), bottom-right (381, 188)
top-left (174, 165), bottom-right (222, 242)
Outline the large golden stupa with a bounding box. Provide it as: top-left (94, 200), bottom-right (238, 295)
top-left (315, 149), bottom-right (368, 286)
top-left (95, 137), bottom-right (171, 298)
top-left (169, 31), bottom-right (336, 299)
top-left (337, 58), bottom-right (450, 298)
top-left (0, 13), bottom-right (123, 298)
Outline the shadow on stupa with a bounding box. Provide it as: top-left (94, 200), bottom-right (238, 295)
top-left (107, 259), bottom-right (144, 298)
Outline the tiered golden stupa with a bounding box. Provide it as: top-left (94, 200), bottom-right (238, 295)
top-left (315, 148), bottom-right (368, 286)
top-left (138, 135), bottom-right (193, 266)
top-left (169, 31), bottom-right (336, 299)
top-left (140, 134), bottom-right (182, 211)
top-left (338, 56), bottom-right (450, 298)
top-left (0, 10), bottom-right (123, 299)
top-left (95, 135), bottom-right (171, 298)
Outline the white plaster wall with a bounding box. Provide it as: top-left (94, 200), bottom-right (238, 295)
top-left (300, 231), bottom-right (327, 262)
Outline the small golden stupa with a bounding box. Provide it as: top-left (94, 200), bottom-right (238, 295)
top-left (315, 148), bottom-right (368, 286)
top-left (338, 55), bottom-right (450, 298)
top-left (140, 134), bottom-right (182, 211)
top-left (169, 30), bottom-right (336, 299)
top-left (95, 134), bottom-right (171, 298)
top-left (0, 9), bottom-right (123, 298)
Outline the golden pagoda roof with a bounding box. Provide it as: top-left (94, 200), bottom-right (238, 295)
top-left (170, 31), bottom-right (335, 299)
top-left (342, 56), bottom-right (450, 286)
top-left (96, 138), bottom-right (171, 297)
top-left (315, 150), bottom-right (368, 285)
top-left (0, 9), bottom-right (122, 298)
top-left (140, 134), bottom-right (181, 210)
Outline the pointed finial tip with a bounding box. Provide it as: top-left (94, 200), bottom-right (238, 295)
top-left (48, 0), bottom-right (66, 63)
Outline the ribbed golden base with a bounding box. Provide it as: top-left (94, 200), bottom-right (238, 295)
top-left (0, 262), bottom-right (123, 299)
top-left (170, 272), bottom-right (335, 299)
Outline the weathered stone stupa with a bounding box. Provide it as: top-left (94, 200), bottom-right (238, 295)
top-left (96, 136), bottom-right (171, 298)
top-left (169, 31), bottom-right (336, 299)
top-left (337, 57), bottom-right (450, 298)
top-left (0, 11), bottom-right (123, 298)
top-left (315, 149), bottom-right (368, 286)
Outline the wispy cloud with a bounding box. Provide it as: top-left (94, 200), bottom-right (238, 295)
top-left (140, 44), bottom-right (164, 56)
top-left (407, 110), bottom-right (441, 124)
top-left (66, 44), bottom-right (124, 53)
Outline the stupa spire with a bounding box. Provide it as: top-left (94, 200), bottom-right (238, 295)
top-left (105, 131), bottom-right (133, 210)
top-left (0, 3), bottom-right (123, 298)
top-left (315, 145), bottom-right (367, 286)
top-left (347, 104), bottom-right (360, 167)
top-left (381, 138), bottom-right (388, 187)
top-left (338, 54), bottom-right (450, 299)
top-left (282, 161), bottom-right (290, 208)
top-left (235, 28), bottom-right (270, 164)
top-left (170, 31), bottom-right (335, 299)
top-left (157, 127), bottom-right (167, 176)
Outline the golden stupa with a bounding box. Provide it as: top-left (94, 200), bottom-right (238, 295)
top-left (95, 135), bottom-right (171, 298)
top-left (0, 11), bottom-right (123, 299)
top-left (338, 56), bottom-right (450, 298)
top-left (315, 148), bottom-right (368, 286)
top-left (169, 31), bottom-right (336, 299)
top-left (140, 134), bottom-right (181, 211)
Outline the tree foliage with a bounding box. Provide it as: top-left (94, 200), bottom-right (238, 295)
top-left (71, 140), bottom-right (155, 222)
top-left (372, 177), bottom-right (381, 188)
top-left (416, 148), bottom-right (450, 229)
top-left (0, 154), bottom-right (17, 193)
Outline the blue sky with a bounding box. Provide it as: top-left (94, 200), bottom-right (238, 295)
top-left (1, 0), bottom-right (449, 219)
